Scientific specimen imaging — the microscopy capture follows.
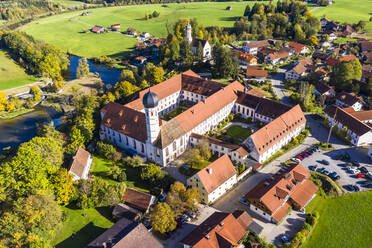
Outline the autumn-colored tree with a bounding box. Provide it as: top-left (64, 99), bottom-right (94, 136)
top-left (50, 168), bottom-right (75, 205)
top-left (151, 202), bottom-right (176, 233)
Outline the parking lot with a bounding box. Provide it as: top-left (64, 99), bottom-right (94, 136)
top-left (295, 147), bottom-right (372, 193)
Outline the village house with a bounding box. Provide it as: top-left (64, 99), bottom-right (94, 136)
top-left (187, 155), bottom-right (237, 203)
top-left (68, 147), bottom-right (93, 181)
top-left (91, 26), bottom-right (105, 34)
top-left (99, 70), bottom-right (306, 166)
top-left (320, 17), bottom-right (331, 27)
top-left (336, 92), bottom-right (365, 111)
top-left (288, 42), bottom-right (309, 54)
top-left (314, 81), bottom-right (335, 100)
top-left (111, 24), bottom-right (120, 31)
top-left (244, 163), bottom-right (318, 223)
top-left (180, 210), bottom-right (253, 248)
top-left (189, 133), bottom-right (249, 165)
top-left (123, 188), bottom-right (156, 214)
top-left (348, 109), bottom-right (372, 124)
top-left (86, 217), bottom-right (163, 248)
top-left (285, 57), bottom-right (312, 81)
top-left (135, 56), bottom-right (147, 64)
top-left (242, 40), bottom-right (270, 55)
top-left (185, 24), bottom-right (212, 60)
top-left (126, 28), bottom-right (137, 36)
top-left (362, 65), bottom-right (372, 82)
top-left (264, 50), bottom-right (290, 65)
top-left (231, 50), bottom-right (258, 65)
top-left (324, 105), bottom-right (372, 146)
top-left (246, 66), bottom-right (268, 82)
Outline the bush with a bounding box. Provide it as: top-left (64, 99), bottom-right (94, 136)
top-left (107, 165), bottom-right (126, 182)
top-left (303, 222), bottom-right (312, 231)
top-left (97, 141), bottom-right (120, 161)
top-left (221, 130), bottom-right (227, 135)
top-left (123, 155), bottom-right (143, 168)
top-left (306, 214), bottom-right (316, 226)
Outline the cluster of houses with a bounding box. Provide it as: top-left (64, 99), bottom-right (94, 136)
top-left (90, 24), bottom-right (151, 39)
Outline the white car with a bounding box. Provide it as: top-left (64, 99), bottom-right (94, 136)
top-left (292, 158), bottom-right (301, 163)
top-left (349, 168), bottom-right (359, 174)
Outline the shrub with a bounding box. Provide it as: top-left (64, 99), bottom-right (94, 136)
top-left (303, 222), bottom-right (312, 231)
top-left (306, 214), bottom-right (316, 226)
top-left (107, 165), bottom-right (126, 182)
top-left (123, 155), bottom-right (143, 168)
top-left (221, 130), bottom-right (227, 135)
top-left (97, 141), bottom-right (118, 160)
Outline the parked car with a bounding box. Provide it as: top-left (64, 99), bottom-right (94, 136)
top-left (319, 159), bottom-right (330, 165)
top-left (322, 170), bottom-right (329, 175)
top-left (181, 214), bottom-right (191, 223)
top-left (360, 167), bottom-right (368, 173)
top-left (328, 172), bottom-right (337, 178)
top-left (333, 175), bottom-right (340, 181)
top-left (351, 161), bottom-right (360, 167)
top-left (240, 198), bottom-right (249, 206)
top-left (353, 185), bottom-right (360, 192)
top-left (356, 173), bottom-right (365, 179)
top-left (292, 158), bottom-right (301, 163)
top-left (187, 211), bottom-right (196, 219)
top-left (317, 167), bottom-right (325, 173)
top-left (281, 235), bottom-right (290, 244)
top-left (296, 155), bottom-right (304, 161)
top-left (159, 193), bottom-right (166, 202)
top-left (301, 153), bottom-right (310, 158)
top-left (349, 168), bottom-right (359, 174)
top-left (362, 183), bottom-right (372, 188)
top-left (309, 165), bottom-right (317, 171)
top-left (344, 184), bottom-right (354, 192)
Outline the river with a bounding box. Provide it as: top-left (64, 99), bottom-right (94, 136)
top-left (0, 56), bottom-right (121, 152)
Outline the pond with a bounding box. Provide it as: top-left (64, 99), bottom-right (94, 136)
top-left (0, 107), bottom-right (63, 152)
top-left (66, 55), bottom-right (122, 87)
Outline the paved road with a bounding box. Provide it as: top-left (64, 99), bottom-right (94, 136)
top-left (268, 69), bottom-right (293, 106)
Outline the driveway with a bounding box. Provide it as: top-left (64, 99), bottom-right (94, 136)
top-left (160, 205), bottom-right (219, 248)
top-left (268, 69), bottom-right (293, 106)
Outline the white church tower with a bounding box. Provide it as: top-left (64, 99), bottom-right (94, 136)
top-left (186, 23), bottom-right (193, 43)
top-left (143, 89), bottom-right (160, 143)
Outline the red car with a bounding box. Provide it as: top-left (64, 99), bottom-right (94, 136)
top-left (301, 153), bottom-right (309, 157)
top-left (296, 155), bottom-right (304, 160)
top-left (356, 174), bottom-right (365, 178)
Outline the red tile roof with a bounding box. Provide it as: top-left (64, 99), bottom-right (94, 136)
top-left (246, 66), bottom-right (268, 77)
top-left (350, 110), bottom-right (372, 122)
top-left (336, 91), bottom-right (364, 106)
top-left (288, 42), bottom-right (307, 53)
top-left (123, 188), bottom-right (155, 212)
top-left (181, 211), bottom-right (252, 248)
top-left (244, 163), bottom-right (317, 220)
top-left (244, 40), bottom-right (270, 49)
top-left (197, 154), bottom-right (236, 194)
top-left (249, 105), bottom-right (305, 155)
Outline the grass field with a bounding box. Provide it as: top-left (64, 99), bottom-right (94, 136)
top-left (0, 51), bottom-right (38, 91)
top-left (311, 0), bottom-right (372, 35)
top-left (303, 191), bottom-right (372, 248)
top-left (20, 2), bottom-right (259, 58)
top-left (226, 125), bottom-right (251, 140)
top-left (53, 207), bottom-right (114, 248)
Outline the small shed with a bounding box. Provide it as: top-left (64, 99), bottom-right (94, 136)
top-left (135, 56), bottom-right (147, 64)
top-left (91, 26), bottom-right (104, 34)
top-left (111, 24), bottom-right (121, 31)
top-left (141, 32), bottom-right (150, 38)
top-left (226, 6), bottom-right (232, 10)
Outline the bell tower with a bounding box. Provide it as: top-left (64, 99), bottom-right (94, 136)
top-left (143, 90), bottom-right (160, 143)
top-left (186, 23), bottom-right (192, 43)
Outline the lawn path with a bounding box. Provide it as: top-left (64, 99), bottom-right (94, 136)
top-left (310, 6), bottom-right (319, 12)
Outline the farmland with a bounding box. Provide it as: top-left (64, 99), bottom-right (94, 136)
top-left (0, 51), bottom-right (38, 91)
top-left (20, 1), bottom-right (257, 58)
top-left (303, 191), bottom-right (372, 248)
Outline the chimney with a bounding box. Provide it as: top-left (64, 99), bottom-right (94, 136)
top-left (208, 168), bottom-right (212, 175)
top-left (102, 242), bottom-right (107, 248)
top-left (220, 222), bottom-right (224, 226)
top-left (118, 110), bottom-right (123, 116)
top-left (206, 235), bottom-right (210, 240)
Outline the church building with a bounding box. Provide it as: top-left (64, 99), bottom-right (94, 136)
top-left (186, 23), bottom-right (212, 60)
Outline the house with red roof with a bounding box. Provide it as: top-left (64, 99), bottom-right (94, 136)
top-left (244, 163), bottom-right (318, 223)
top-left (288, 42), bottom-right (309, 54)
top-left (336, 92), bottom-right (365, 111)
top-left (180, 210), bottom-right (254, 248)
top-left (91, 26), bottom-right (104, 34)
top-left (187, 155), bottom-right (237, 203)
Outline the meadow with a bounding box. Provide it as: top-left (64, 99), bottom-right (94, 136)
top-left (311, 0), bottom-right (372, 35)
top-left (303, 191), bottom-right (372, 248)
top-left (20, 2), bottom-right (255, 58)
top-left (0, 51), bottom-right (38, 91)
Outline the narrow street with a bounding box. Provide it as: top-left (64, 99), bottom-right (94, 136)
top-left (268, 69), bottom-right (293, 106)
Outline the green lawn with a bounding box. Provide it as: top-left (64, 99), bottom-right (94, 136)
top-left (303, 191), bottom-right (372, 248)
top-left (49, 0), bottom-right (88, 7)
top-left (0, 108), bottom-right (35, 119)
top-left (91, 155), bottom-right (150, 192)
top-left (20, 1), bottom-right (266, 58)
top-left (226, 125), bottom-right (251, 140)
top-left (53, 207), bottom-right (114, 248)
top-left (311, 0), bottom-right (372, 35)
top-left (0, 51), bottom-right (39, 91)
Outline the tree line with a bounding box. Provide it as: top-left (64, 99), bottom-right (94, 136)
top-left (0, 31), bottom-right (69, 88)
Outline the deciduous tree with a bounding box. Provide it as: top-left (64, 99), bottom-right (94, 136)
top-left (151, 202), bottom-right (176, 234)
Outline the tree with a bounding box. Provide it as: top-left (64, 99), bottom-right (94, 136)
top-left (113, 81), bottom-right (140, 101)
top-left (182, 148), bottom-right (202, 168)
top-left (101, 91), bottom-right (116, 105)
top-left (244, 5), bottom-right (251, 16)
top-left (293, 24), bottom-right (306, 42)
top-left (180, 39), bottom-right (194, 69)
top-left (183, 187), bottom-right (201, 210)
top-left (30, 85), bottom-right (42, 102)
top-left (76, 57), bottom-right (90, 78)
top-left (65, 125), bottom-right (85, 156)
top-left (150, 202), bottom-right (176, 234)
top-left (331, 59), bottom-right (362, 91)
top-left (165, 192), bottom-right (185, 215)
top-left (120, 69), bottom-right (136, 84)
top-left (107, 165), bottom-right (126, 182)
top-left (197, 138), bottom-right (211, 160)
top-left (308, 35), bottom-right (318, 46)
top-left (213, 44), bottom-right (239, 79)
top-left (141, 163), bottom-right (162, 183)
top-left (37, 123), bottom-right (66, 147)
top-left (196, 41), bottom-right (204, 63)
top-left (97, 141), bottom-right (120, 161)
top-left (124, 156), bottom-right (143, 168)
top-left (50, 168), bottom-right (75, 205)
top-left (170, 181), bottom-right (186, 194)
